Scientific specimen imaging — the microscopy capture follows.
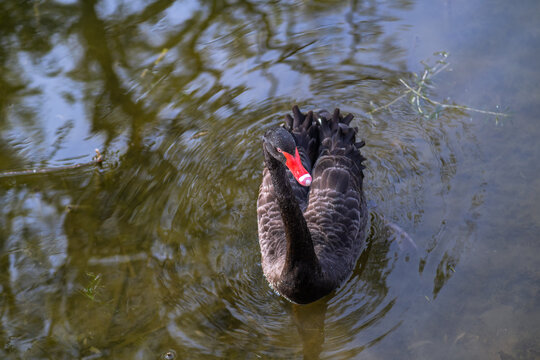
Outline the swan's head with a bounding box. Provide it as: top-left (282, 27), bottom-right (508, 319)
top-left (263, 127), bottom-right (312, 187)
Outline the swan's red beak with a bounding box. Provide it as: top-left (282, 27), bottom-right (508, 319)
top-left (282, 148), bottom-right (312, 187)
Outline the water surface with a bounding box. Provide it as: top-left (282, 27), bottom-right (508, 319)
top-left (0, 0), bottom-right (539, 359)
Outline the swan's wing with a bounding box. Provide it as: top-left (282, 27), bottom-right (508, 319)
top-left (304, 156), bottom-right (367, 278)
top-left (304, 109), bottom-right (368, 279)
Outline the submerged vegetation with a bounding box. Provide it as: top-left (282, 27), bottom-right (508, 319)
top-left (368, 52), bottom-right (509, 122)
top-left (79, 272), bottom-right (103, 302)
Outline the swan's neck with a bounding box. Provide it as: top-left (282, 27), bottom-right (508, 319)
top-left (264, 150), bottom-right (321, 273)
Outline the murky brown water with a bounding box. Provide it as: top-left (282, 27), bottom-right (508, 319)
top-left (1, 0), bottom-right (539, 359)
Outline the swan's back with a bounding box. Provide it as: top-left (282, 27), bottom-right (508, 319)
top-left (257, 106), bottom-right (367, 299)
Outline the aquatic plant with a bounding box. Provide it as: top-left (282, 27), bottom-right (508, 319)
top-left (79, 272), bottom-right (103, 302)
top-left (368, 52), bottom-right (509, 123)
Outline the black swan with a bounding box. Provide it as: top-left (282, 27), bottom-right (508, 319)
top-left (257, 105), bottom-right (367, 304)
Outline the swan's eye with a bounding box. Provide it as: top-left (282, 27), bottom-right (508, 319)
top-left (276, 148), bottom-right (282, 153)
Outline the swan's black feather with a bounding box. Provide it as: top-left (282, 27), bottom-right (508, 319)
top-left (257, 105), bottom-right (367, 303)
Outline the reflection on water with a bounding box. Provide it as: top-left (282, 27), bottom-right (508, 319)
top-left (1, 0), bottom-right (539, 359)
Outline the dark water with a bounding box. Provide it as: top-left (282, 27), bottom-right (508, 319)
top-left (1, 0), bottom-right (539, 359)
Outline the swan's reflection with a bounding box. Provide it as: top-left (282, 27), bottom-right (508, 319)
top-left (293, 300), bottom-right (328, 360)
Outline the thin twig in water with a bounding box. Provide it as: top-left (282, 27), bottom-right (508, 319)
top-left (368, 54), bottom-right (508, 119)
top-left (0, 149), bottom-right (103, 179)
top-left (367, 92), bottom-right (409, 115)
top-left (368, 61), bottom-right (450, 116)
top-left (399, 79), bottom-right (509, 117)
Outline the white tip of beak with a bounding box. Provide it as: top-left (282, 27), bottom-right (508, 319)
top-left (298, 173), bottom-right (312, 187)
